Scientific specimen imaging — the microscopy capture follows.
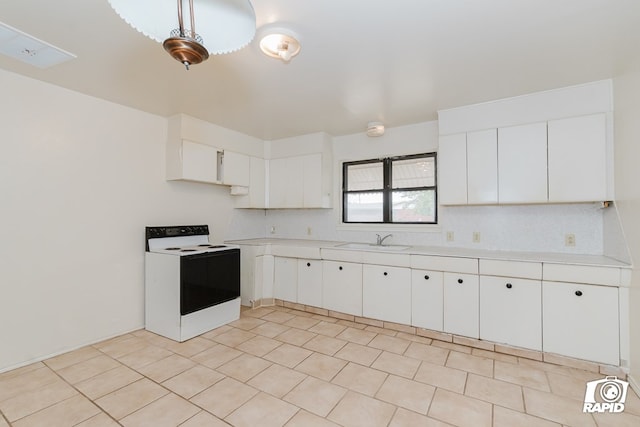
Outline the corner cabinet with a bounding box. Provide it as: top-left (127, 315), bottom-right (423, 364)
top-left (166, 139), bottom-right (222, 184)
top-left (268, 153), bottom-right (332, 208)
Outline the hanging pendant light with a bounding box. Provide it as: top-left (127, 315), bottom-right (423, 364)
top-left (108, 0), bottom-right (256, 69)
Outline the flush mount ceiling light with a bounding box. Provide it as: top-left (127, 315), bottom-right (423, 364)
top-left (366, 122), bottom-right (385, 137)
top-left (108, 0), bottom-right (256, 70)
top-left (259, 30), bottom-right (301, 62)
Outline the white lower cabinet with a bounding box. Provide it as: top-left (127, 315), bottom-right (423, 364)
top-left (480, 276), bottom-right (542, 350)
top-left (543, 281), bottom-right (619, 365)
top-left (322, 260), bottom-right (363, 316)
top-left (273, 257), bottom-right (297, 302)
top-left (411, 269), bottom-right (444, 331)
top-left (444, 272), bottom-right (479, 338)
top-left (297, 259), bottom-right (322, 307)
top-left (363, 265), bottom-right (411, 324)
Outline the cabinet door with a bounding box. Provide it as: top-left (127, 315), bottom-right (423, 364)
top-left (438, 133), bottom-right (467, 205)
top-left (273, 257), bottom-right (298, 302)
top-left (269, 157), bottom-right (304, 208)
top-left (548, 114), bottom-right (607, 202)
top-left (411, 269), bottom-right (444, 331)
top-left (302, 153), bottom-right (323, 207)
top-left (480, 276), bottom-right (541, 350)
top-left (443, 272), bottom-right (479, 338)
top-left (181, 140), bottom-right (219, 183)
top-left (322, 261), bottom-right (363, 316)
top-left (363, 265), bottom-right (411, 324)
top-left (249, 156), bottom-right (266, 208)
top-left (222, 151), bottom-right (250, 186)
top-left (498, 123), bottom-right (547, 203)
top-left (298, 259), bottom-right (322, 307)
top-left (543, 282), bottom-right (619, 365)
top-left (467, 129), bottom-right (498, 204)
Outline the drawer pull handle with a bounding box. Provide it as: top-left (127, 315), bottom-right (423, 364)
top-left (339, 266), bottom-right (343, 271)
top-left (506, 283), bottom-right (512, 289)
top-left (458, 279), bottom-right (463, 284)
top-left (424, 275), bottom-right (430, 280)
top-left (575, 290), bottom-right (583, 296)
top-left (383, 272), bottom-right (388, 276)
top-left (307, 262), bottom-right (311, 267)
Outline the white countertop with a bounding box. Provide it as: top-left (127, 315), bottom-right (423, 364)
top-left (226, 238), bottom-right (630, 268)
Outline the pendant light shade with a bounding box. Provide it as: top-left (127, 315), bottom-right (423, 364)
top-left (108, 0), bottom-right (256, 60)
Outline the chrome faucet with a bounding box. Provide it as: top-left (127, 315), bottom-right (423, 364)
top-left (376, 234), bottom-right (393, 246)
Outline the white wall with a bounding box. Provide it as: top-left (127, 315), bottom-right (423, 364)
top-left (612, 71), bottom-right (640, 388)
top-left (0, 69), bottom-right (261, 372)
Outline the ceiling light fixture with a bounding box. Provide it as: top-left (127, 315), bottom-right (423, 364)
top-left (366, 122), bottom-right (385, 137)
top-left (108, 0), bottom-right (256, 70)
top-left (259, 30), bottom-right (301, 63)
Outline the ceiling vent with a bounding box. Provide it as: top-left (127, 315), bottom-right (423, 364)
top-left (366, 121), bottom-right (385, 137)
top-left (0, 21), bottom-right (76, 69)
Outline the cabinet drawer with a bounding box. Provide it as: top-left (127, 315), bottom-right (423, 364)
top-left (411, 255), bottom-right (478, 274)
top-left (543, 264), bottom-right (620, 286)
top-left (321, 248), bottom-right (363, 263)
top-left (361, 252), bottom-right (411, 267)
top-left (479, 259), bottom-right (542, 279)
top-left (271, 245), bottom-right (321, 259)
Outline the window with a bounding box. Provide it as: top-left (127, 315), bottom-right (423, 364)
top-left (342, 153), bottom-right (437, 224)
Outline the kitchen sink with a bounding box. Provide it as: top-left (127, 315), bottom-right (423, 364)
top-left (335, 242), bottom-right (411, 251)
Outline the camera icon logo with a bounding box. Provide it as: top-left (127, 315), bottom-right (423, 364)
top-left (583, 376), bottom-right (629, 413)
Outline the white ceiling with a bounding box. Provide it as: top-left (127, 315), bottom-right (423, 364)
top-left (0, 0), bottom-right (639, 140)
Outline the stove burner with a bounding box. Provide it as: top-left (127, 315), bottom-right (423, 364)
top-left (165, 247), bottom-right (181, 250)
top-left (180, 249), bottom-right (197, 252)
top-left (208, 245), bottom-right (227, 248)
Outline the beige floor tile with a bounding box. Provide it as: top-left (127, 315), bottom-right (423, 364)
top-left (190, 343), bottom-right (242, 369)
top-left (137, 354), bottom-right (195, 382)
top-left (284, 376), bottom-right (347, 417)
top-left (334, 342), bottom-right (382, 366)
top-left (336, 320), bottom-right (368, 330)
top-left (303, 335), bottom-right (348, 356)
top-left (371, 351), bottom-right (421, 379)
top-left (283, 316), bottom-right (322, 330)
top-left (250, 321), bottom-right (291, 338)
top-left (236, 335), bottom-right (282, 357)
top-left (75, 412), bottom-right (121, 427)
top-left (276, 328), bottom-right (318, 346)
top-left (494, 360), bottom-right (551, 392)
top-left (116, 345), bottom-right (174, 370)
top-left (262, 311), bottom-right (298, 324)
top-left (445, 351), bottom-right (494, 377)
top-left (592, 410), bottom-right (640, 427)
top-left (389, 407), bottom-right (453, 427)
top-left (414, 361), bottom-right (467, 393)
top-left (241, 307), bottom-right (276, 318)
top-left (376, 374), bottom-right (435, 414)
top-left (263, 343), bottom-right (313, 368)
top-left (179, 411), bottom-right (230, 427)
top-left (12, 394), bottom-right (100, 427)
top-left (0, 379), bottom-right (78, 422)
top-left (56, 355), bottom-right (122, 384)
top-left (162, 336), bottom-right (216, 357)
top-left (364, 325), bottom-right (396, 336)
top-left (465, 373), bottom-right (524, 411)
top-left (95, 378), bottom-right (168, 420)
top-left (431, 340), bottom-right (473, 354)
top-left (336, 327), bottom-right (377, 345)
top-left (44, 346), bottom-right (104, 371)
top-left (493, 405), bottom-right (561, 427)
top-left (216, 353), bottom-right (271, 382)
top-left (295, 352), bottom-right (347, 381)
top-left (200, 324), bottom-right (234, 339)
top-left (622, 387), bottom-right (640, 416)
top-left (190, 377), bottom-right (258, 418)
top-left (471, 348), bottom-right (519, 364)
top-left (248, 364), bottom-right (307, 398)
top-left (396, 332), bottom-right (433, 344)
top-left (308, 321), bottom-right (348, 337)
top-left (0, 417), bottom-right (7, 427)
top-left (75, 365), bottom-right (143, 400)
top-left (0, 362), bottom-right (44, 381)
top-left (546, 371), bottom-right (601, 401)
top-left (0, 366), bottom-right (59, 402)
top-left (404, 341), bottom-right (449, 365)
top-left (120, 393), bottom-right (200, 427)
top-left (518, 357), bottom-right (597, 382)
top-left (226, 392), bottom-right (299, 427)
top-left (285, 409), bottom-right (341, 426)
top-left (93, 335), bottom-right (148, 359)
top-left (331, 363), bottom-right (388, 396)
top-left (210, 328), bottom-right (257, 347)
top-left (229, 316), bottom-right (267, 331)
top-left (327, 390), bottom-right (396, 427)
top-left (368, 334), bottom-right (411, 354)
top-left (162, 365), bottom-right (225, 399)
top-left (523, 387), bottom-right (597, 426)
top-left (429, 388), bottom-right (492, 427)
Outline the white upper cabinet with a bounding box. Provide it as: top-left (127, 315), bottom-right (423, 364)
top-left (167, 139), bottom-right (222, 184)
top-left (269, 153), bottom-right (332, 209)
top-left (548, 113), bottom-right (607, 202)
top-left (498, 122), bottom-right (548, 204)
top-left (438, 133), bottom-right (467, 205)
top-left (222, 151), bottom-right (250, 187)
top-left (467, 129), bottom-right (498, 204)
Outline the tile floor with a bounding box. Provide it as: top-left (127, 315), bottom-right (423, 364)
top-left (1, 305), bottom-right (639, 427)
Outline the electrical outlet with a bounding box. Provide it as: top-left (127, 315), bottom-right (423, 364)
top-left (565, 233), bottom-right (576, 247)
top-left (473, 232), bottom-right (481, 243)
top-left (307, 226), bottom-right (312, 236)
top-left (270, 226), bottom-right (276, 234)
top-left (446, 231), bottom-right (454, 242)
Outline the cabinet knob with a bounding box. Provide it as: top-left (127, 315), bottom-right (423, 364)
top-left (339, 266), bottom-right (343, 271)
top-left (383, 272), bottom-right (388, 276)
top-left (307, 262), bottom-right (311, 267)
top-left (575, 290), bottom-right (583, 296)
top-left (506, 283), bottom-right (512, 289)
top-left (457, 278), bottom-right (463, 284)
top-left (424, 275), bottom-right (430, 280)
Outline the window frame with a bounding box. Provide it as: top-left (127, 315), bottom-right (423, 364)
top-left (342, 152), bottom-right (438, 224)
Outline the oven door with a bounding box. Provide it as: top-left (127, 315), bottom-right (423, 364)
top-left (180, 249), bottom-right (240, 316)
